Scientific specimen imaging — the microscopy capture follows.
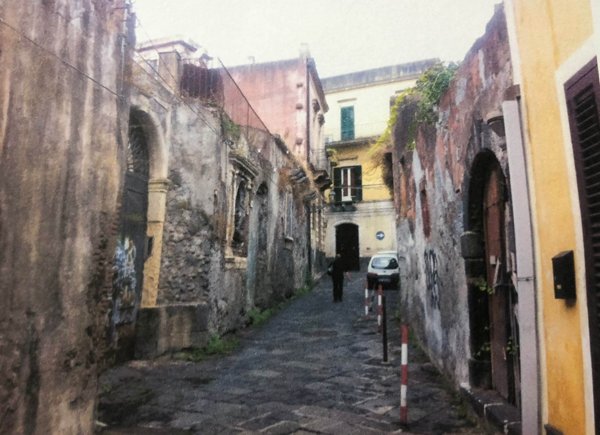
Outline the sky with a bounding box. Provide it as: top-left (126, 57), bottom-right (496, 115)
top-left (132, 0), bottom-right (501, 78)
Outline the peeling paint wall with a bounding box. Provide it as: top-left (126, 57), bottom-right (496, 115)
top-left (0, 1), bottom-right (132, 433)
top-left (392, 6), bottom-right (513, 386)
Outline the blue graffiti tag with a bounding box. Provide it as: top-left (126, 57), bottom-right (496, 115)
top-left (112, 236), bottom-right (138, 324)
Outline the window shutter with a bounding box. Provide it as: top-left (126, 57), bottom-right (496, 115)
top-left (565, 57), bottom-right (600, 430)
top-left (341, 106), bottom-right (355, 141)
top-left (353, 166), bottom-right (363, 201)
top-left (333, 167), bottom-right (342, 203)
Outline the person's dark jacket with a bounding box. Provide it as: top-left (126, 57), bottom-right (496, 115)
top-left (330, 256), bottom-right (344, 280)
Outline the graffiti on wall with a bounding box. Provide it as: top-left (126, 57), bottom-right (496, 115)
top-left (423, 249), bottom-right (441, 310)
top-left (112, 236), bottom-right (138, 324)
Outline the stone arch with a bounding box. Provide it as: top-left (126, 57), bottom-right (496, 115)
top-left (462, 150), bottom-right (519, 405)
top-left (111, 109), bottom-right (152, 360)
top-left (129, 105), bottom-right (168, 180)
top-left (126, 107), bottom-right (169, 309)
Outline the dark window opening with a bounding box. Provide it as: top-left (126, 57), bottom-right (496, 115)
top-left (232, 181), bottom-right (248, 256)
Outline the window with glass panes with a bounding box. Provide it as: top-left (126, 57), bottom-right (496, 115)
top-left (332, 165), bottom-right (362, 203)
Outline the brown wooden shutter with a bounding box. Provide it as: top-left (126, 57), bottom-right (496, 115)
top-left (565, 57), bottom-right (600, 431)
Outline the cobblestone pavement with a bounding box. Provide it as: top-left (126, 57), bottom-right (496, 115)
top-left (98, 270), bottom-right (484, 434)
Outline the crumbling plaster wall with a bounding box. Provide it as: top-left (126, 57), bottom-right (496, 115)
top-left (138, 92), bottom-right (312, 339)
top-left (392, 6), bottom-right (513, 385)
top-left (0, 1), bottom-right (131, 433)
top-left (157, 104), bottom-right (224, 308)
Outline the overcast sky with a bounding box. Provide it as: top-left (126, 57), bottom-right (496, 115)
top-left (132, 0), bottom-right (501, 78)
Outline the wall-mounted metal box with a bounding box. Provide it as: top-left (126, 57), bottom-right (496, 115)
top-left (552, 250), bottom-right (576, 300)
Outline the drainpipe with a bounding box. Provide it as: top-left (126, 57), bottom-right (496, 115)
top-left (305, 58), bottom-right (313, 278)
top-left (306, 58), bottom-right (311, 165)
top-left (503, 99), bottom-right (540, 433)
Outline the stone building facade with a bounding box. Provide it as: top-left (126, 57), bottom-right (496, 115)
top-left (0, 1), bottom-right (134, 433)
top-left (391, 6), bottom-right (526, 431)
top-left (121, 42), bottom-right (325, 358)
top-left (321, 60), bottom-right (436, 269)
top-left (225, 54), bottom-right (331, 277)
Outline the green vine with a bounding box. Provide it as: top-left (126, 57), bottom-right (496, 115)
top-left (506, 337), bottom-right (519, 356)
top-left (371, 88), bottom-right (415, 155)
top-left (414, 62), bottom-right (459, 124)
top-left (474, 340), bottom-right (491, 360)
top-left (473, 277), bottom-right (495, 295)
top-left (220, 111), bottom-right (241, 141)
top-left (370, 62), bottom-right (458, 172)
top-left (326, 148), bottom-right (339, 166)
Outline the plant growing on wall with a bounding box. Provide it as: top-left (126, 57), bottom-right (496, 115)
top-left (220, 111), bottom-right (241, 142)
top-left (414, 62), bottom-right (459, 124)
top-left (473, 276), bottom-right (495, 295)
top-left (370, 62), bottom-right (459, 191)
top-left (326, 148), bottom-right (339, 167)
top-left (474, 340), bottom-right (491, 360)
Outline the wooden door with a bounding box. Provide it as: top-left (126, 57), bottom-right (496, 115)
top-left (484, 165), bottom-right (510, 400)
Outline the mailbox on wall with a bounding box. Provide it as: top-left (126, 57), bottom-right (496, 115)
top-left (552, 250), bottom-right (576, 300)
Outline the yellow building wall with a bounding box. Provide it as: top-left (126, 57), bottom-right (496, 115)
top-left (333, 142), bottom-right (392, 202)
top-left (509, 0), bottom-right (595, 432)
top-left (324, 79), bottom-right (417, 142)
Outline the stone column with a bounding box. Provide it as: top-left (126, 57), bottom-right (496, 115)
top-left (142, 178), bottom-right (169, 307)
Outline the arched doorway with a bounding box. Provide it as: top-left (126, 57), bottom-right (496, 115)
top-left (111, 110), bottom-right (150, 360)
top-left (336, 223), bottom-right (359, 271)
top-left (465, 151), bottom-right (520, 405)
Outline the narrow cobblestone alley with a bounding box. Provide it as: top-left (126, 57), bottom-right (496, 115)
top-left (98, 269), bottom-right (484, 434)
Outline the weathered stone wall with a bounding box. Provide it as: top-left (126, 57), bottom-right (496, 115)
top-left (157, 106), bottom-right (225, 306)
top-left (130, 62), bottom-right (317, 353)
top-left (391, 6), bottom-right (513, 385)
top-left (0, 1), bottom-right (131, 433)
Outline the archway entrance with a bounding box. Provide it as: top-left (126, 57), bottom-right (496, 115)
top-left (111, 111), bottom-right (149, 360)
top-left (336, 223), bottom-right (359, 271)
top-left (465, 152), bottom-right (520, 405)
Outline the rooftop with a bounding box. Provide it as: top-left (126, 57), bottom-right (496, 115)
top-left (321, 58), bottom-right (439, 92)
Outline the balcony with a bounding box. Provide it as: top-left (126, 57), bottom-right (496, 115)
top-left (329, 196), bottom-right (358, 212)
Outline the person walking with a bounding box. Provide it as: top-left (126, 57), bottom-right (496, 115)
top-left (330, 253), bottom-right (345, 302)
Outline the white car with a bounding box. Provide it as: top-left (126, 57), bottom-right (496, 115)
top-left (367, 251), bottom-right (400, 289)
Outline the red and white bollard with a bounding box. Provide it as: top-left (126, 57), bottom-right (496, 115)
top-left (400, 324), bottom-right (409, 425)
top-left (377, 284), bottom-right (383, 332)
top-left (364, 279), bottom-right (370, 316)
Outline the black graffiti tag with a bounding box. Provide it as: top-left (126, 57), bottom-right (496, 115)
top-left (424, 249), bottom-right (441, 310)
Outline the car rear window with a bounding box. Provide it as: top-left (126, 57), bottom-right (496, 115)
top-left (371, 257), bottom-right (398, 269)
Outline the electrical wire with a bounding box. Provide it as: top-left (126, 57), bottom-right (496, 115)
top-left (0, 15), bottom-right (123, 100)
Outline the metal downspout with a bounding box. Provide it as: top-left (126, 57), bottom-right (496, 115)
top-left (503, 99), bottom-right (541, 433)
top-left (306, 59), bottom-right (312, 279)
